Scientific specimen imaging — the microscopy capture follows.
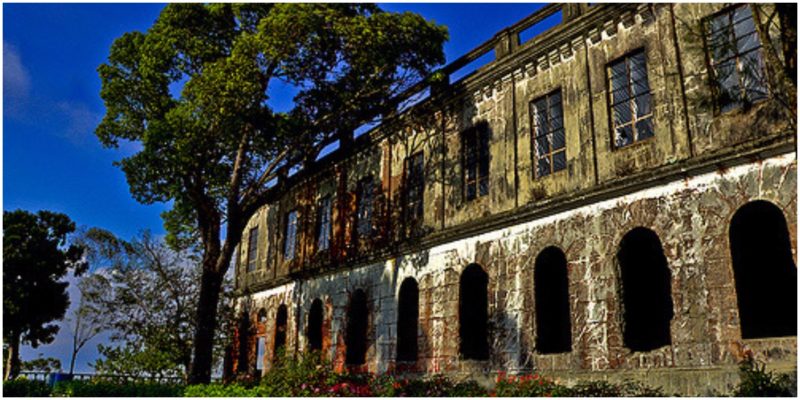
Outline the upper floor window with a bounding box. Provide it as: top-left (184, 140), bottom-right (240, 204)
top-left (246, 227), bottom-right (259, 272)
top-left (462, 124), bottom-right (490, 201)
top-left (608, 50), bottom-right (654, 148)
top-left (284, 210), bottom-right (299, 261)
top-left (705, 5), bottom-right (767, 112)
top-left (316, 196), bottom-right (333, 252)
top-left (530, 90), bottom-right (566, 178)
top-left (404, 152), bottom-right (425, 223)
top-left (356, 177), bottom-right (375, 238)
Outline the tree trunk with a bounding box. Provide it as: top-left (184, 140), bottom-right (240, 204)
top-left (187, 253), bottom-right (227, 384)
top-left (69, 349), bottom-right (77, 375)
top-left (5, 331), bottom-right (21, 380)
top-left (776, 3), bottom-right (797, 85)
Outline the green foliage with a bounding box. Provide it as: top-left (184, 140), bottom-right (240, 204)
top-left (21, 354), bottom-right (62, 373)
top-left (51, 380), bottom-right (184, 397)
top-left (734, 358), bottom-right (796, 397)
top-left (3, 209), bottom-right (87, 378)
top-left (492, 372), bottom-right (664, 397)
top-left (566, 380), bottom-right (665, 397)
top-left (2, 378), bottom-right (52, 397)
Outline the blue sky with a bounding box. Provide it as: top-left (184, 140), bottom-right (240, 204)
top-left (4, 2), bottom-right (551, 374)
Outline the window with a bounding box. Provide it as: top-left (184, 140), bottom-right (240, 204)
top-left (616, 227), bottom-right (674, 351)
top-left (534, 246), bottom-right (572, 354)
top-left (396, 278), bottom-right (419, 362)
top-left (246, 227), bottom-right (259, 272)
top-left (530, 90), bottom-right (566, 178)
top-left (608, 51), bottom-right (654, 148)
top-left (705, 5), bottom-right (767, 112)
top-left (346, 289), bottom-right (369, 365)
top-left (307, 299), bottom-right (324, 352)
top-left (404, 152), bottom-right (425, 224)
top-left (255, 336), bottom-right (265, 372)
top-left (284, 210), bottom-right (299, 261)
top-left (459, 264), bottom-right (489, 360)
top-left (729, 201), bottom-right (796, 339)
top-left (462, 124), bottom-right (490, 201)
top-left (356, 177), bottom-right (375, 238)
top-left (274, 305), bottom-right (288, 360)
top-left (316, 196), bottom-right (333, 252)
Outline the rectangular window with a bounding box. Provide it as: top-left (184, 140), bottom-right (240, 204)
top-left (356, 177), bottom-right (374, 238)
top-left (284, 210), bottom-right (299, 261)
top-left (608, 50), bottom-right (654, 148)
top-left (530, 90), bottom-right (566, 178)
top-left (462, 124), bottom-right (490, 201)
top-left (404, 152), bottom-right (425, 223)
top-left (246, 227), bottom-right (258, 272)
top-left (316, 196), bottom-right (333, 252)
top-left (256, 336), bottom-right (265, 372)
top-left (705, 5), bottom-right (767, 112)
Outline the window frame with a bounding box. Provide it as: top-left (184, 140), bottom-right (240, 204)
top-left (246, 227), bottom-right (259, 272)
top-left (606, 49), bottom-right (655, 149)
top-left (283, 209), bottom-right (299, 261)
top-left (355, 176), bottom-right (375, 240)
top-left (315, 195), bottom-right (333, 252)
top-left (403, 151), bottom-right (425, 225)
top-left (529, 89), bottom-right (567, 178)
top-left (702, 4), bottom-right (768, 114)
top-left (461, 124), bottom-right (490, 201)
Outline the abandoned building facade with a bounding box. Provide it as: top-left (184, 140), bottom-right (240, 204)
top-left (229, 3), bottom-right (797, 395)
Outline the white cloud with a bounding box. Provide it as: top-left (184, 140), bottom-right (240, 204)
top-left (56, 101), bottom-right (102, 146)
top-left (4, 41), bottom-right (31, 115)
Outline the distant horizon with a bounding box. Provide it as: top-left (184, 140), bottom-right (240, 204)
top-left (4, 2), bottom-right (555, 373)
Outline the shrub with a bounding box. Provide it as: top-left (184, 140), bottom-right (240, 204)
top-left (734, 358), bottom-right (796, 397)
top-left (567, 380), bottom-right (665, 397)
top-left (2, 378), bottom-right (52, 397)
top-left (51, 380), bottom-right (184, 397)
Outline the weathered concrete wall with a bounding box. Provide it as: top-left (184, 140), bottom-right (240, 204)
top-left (238, 153), bottom-right (796, 395)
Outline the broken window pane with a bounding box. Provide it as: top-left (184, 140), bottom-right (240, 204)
top-left (530, 90), bottom-right (567, 178)
top-left (608, 50), bottom-right (653, 148)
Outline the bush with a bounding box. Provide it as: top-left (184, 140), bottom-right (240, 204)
top-left (567, 380), bottom-right (665, 397)
top-left (51, 380), bottom-right (184, 397)
top-left (734, 358), bottom-right (796, 397)
top-left (2, 378), bottom-right (52, 397)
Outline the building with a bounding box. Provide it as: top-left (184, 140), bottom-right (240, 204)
top-left (229, 4), bottom-right (797, 395)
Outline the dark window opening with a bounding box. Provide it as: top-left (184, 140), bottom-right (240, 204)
top-left (459, 264), bottom-right (489, 360)
top-left (396, 278), bottom-right (419, 362)
top-left (608, 50), bottom-right (654, 148)
top-left (236, 311), bottom-right (252, 374)
top-left (257, 308), bottom-right (267, 325)
top-left (404, 152), bottom-right (425, 227)
top-left (462, 124), bottom-right (490, 201)
top-left (534, 246), bottom-right (572, 354)
top-left (346, 289), bottom-right (369, 365)
top-left (274, 305), bottom-right (288, 360)
top-left (356, 177), bottom-right (375, 239)
top-left (246, 227), bottom-right (259, 272)
top-left (705, 5), bottom-right (767, 112)
top-left (284, 210), bottom-right (299, 261)
top-left (307, 299), bottom-right (324, 352)
top-left (316, 196), bottom-right (333, 252)
top-left (530, 90), bottom-right (566, 178)
top-left (729, 200), bottom-right (797, 339)
top-left (617, 227), bottom-right (674, 352)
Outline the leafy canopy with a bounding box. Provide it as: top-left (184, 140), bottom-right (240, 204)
top-left (96, 3), bottom-right (448, 246)
top-left (3, 209), bottom-right (87, 346)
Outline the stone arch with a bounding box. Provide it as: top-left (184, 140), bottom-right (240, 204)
top-left (534, 246), bottom-right (572, 354)
top-left (346, 289), bottom-right (369, 365)
top-left (273, 304), bottom-right (288, 360)
top-left (307, 298), bottom-right (324, 352)
top-left (459, 263), bottom-right (489, 360)
top-left (617, 227), bottom-right (674, 352)
top-left (397, 277), bottom-right (419, 362)
top-left (729, 200), bottom-right (797, 338)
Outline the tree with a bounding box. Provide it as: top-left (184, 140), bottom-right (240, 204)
top-left (96, 3), bottom-right (447, 383)
top-left (78, 229), bottom-right (234, 379)
top-left (66, 275), bottom-right (111, 375)
top-left (20, 354), bottom-right (62, 373)
top-left (3, 210), bottom-right (87, 380)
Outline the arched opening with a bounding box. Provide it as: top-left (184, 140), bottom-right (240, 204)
top-left (617, 227), bottom-right (674, 351)
top-left (346, 289), bottom-right (368, 365)
top-left (307, 299), bottom-right (324, 352)
top-left (257, 308), bottom-right (267, 325)
top-left (274, 305), bottom-right (288, 360)
top-left (534, 246), bottom-right (572, 354)
top-left (235, 311), bottom-right (252, 374)
top-left (459, 264), bottom-right (489, 360)
top-left (397, 278), bottom-right (419, 362)
top-left (730, 200), bottom-right (797, 338)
